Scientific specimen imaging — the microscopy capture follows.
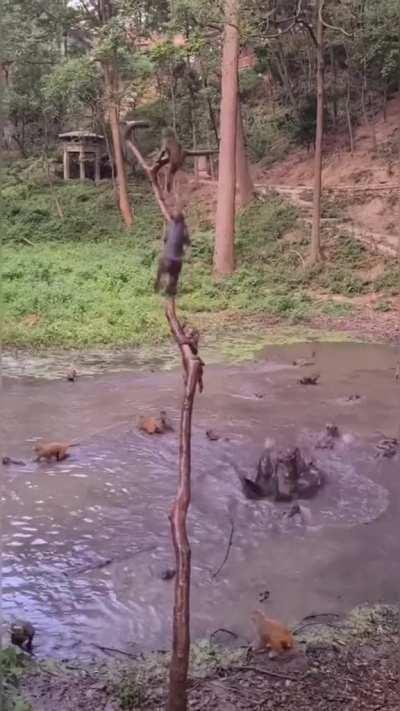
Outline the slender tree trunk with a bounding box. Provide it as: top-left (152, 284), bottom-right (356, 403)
top-left (310, 0), bottom-right (324, 265)
top-left (166, 306), bottom-right (203, 711)
top-left (272, 41), bottom-right (299, 120)
top-left (207, 96), bottom-right (219, 146)
top-left (330, 46), bottom-right (338, 130)
top-left (104, 66), bottom-right (133, 228)
top-left (171, 76), bottom-right (177, 132)
top-left (100, 116), bottom-right (118, 206)
top-left (346, 75), bottom-right (354, 154)
top-left (236, 102), bottom-right (254, 208)
top-left (382, 80), bottom-right (388, 121)
top-left (361, 61), bottom-right (377, 152)
top-left (214, 0), bottom-right (240, 277)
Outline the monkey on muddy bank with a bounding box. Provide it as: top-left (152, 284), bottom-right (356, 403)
top-left (33, 441), bottom-right (79, 462)
top-left (251, 610), bottom-right (294, 654)
top-left (154, 212), bottom-right (190, 297)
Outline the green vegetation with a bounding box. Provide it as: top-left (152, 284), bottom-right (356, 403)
top-left (2, 173), bottom-right (399, 350)
top-left (0, 647), bottom-right (32, 711)
top-left (7, 605), bottom-right (400, 710)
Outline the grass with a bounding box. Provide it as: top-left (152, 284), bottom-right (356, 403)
top-left (2, 162), bottom-right (399, 350)
top-left (0, 647), bottom-right (32, 710)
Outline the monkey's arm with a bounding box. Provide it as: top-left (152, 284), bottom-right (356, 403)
top-left (183, 224), bottom-right (191, 246)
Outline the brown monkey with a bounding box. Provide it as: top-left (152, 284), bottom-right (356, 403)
top-left (138, 411), bottom-right (174, 435)
top-left (66, 368), bottom-right (77, 382)
top-left (154, 213), bottom-right (190, 296)
top-left (33, 441), bottom-right (79, 462)
top-left (151, 128), bottom-right (187, 193)
top-left (151, 128), bottom-right (216, 193)
top-left (251, 610), bottom-right (294, 653)
top-left (11, 620), bottom-right (35, 652)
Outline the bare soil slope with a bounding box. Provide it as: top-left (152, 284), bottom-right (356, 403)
top-left (259, 96), bottom-right (400, 256)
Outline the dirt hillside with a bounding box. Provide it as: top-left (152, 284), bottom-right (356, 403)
top-left (258, 96), bottom-right (400, 255)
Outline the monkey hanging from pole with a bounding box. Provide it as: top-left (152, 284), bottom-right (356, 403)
top-left (151, 127), bottom-right (216, 193)
top-left (154, 212), bottom-right (190, 297)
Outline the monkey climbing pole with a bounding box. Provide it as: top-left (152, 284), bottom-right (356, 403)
top-left (125, 131), bottom-right (204, 711)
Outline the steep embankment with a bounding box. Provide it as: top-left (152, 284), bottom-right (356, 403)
top-left (259, 95), bottom-right (400, 258)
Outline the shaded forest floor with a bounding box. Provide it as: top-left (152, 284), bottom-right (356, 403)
top-left (4, 605), bottom-right (400, 710)
top-left (2, 154), bottom-right (400, 351)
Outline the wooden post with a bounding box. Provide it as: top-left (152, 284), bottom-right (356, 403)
top-left (63, 148), bottom-right (70, 180)
top-left (197, 155), bottom-right (211, 179)
top-left (165, 304), bottom-right (204, 711)
top-left (94, 147), bottom-right (101, 184)
top-left (79, 145), bottom-right (85, 181)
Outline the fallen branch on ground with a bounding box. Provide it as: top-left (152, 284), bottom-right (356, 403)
top-left (236, 665), bottom-right (301, 682)
top-left (211, 516), bottom-right (235, 578)
top-left (92, 643), bottom-right (137, 659)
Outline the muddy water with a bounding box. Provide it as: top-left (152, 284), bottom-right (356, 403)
top-left (1, 342), bottom-right (400, 659)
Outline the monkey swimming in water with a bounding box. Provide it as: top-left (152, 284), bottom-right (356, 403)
top-left (138, 410), bottom-right (174, 435)
top-left (33, 441), bottom-right (79, 462)
top-left (251, 610), bottom-right (294, 653)
top-left (10, 620), bottom-right (35, 653)
top-left (154, 213), bottom-right (190, 297)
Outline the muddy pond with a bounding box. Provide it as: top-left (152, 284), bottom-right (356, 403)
top-left (1, 342), bottom-right (400, 659)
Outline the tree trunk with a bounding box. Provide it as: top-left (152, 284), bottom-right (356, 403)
top-left (165, 305), bottom-right (204, 711)
top-left (310, 0), bottom-right (324, 265)
top-left (213, 0), bottom-right (240, 277)
top-left (236, 102), bottom-right (254, 208)
top-left (104, 65), bottom-right (133, 228)
top-left (330, 45), bottom-right (337, 130)
top-left (361, 61), bottom-right (377, 153)
top-left (271, 41), bottom-right (299, 120)
top-left (346, 75), bottom-right (354, 154)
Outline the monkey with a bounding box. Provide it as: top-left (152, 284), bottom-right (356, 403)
top-left (2, 456), bottom-right (26, 466)
top-left (33, 441), bottom-right (79, 462)
top-left (154, 213), bottom-right (190, 297)
top-left (151, 128), bottom-right (217, 193)
top-left (151, 128), bottom-right (187, 193)
top-left (10, 620), bottom-right (35, 653)
top-left (251, 610), bottom-right (294, 654)
top-left (160, 410), bottom-right (174, 432)
top-left (138, 411), bottom-right (174, 435)
top-left (66, 368), bottom-right (77, 382)
top-left (316, 423), bottom-right (340, 450)
top-left (298, 373), bottom-right (320, 385)
top-left (206, 429), bottom-right (220, 441)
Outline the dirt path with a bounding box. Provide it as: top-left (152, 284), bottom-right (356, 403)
top-left (257, 183), bottom-right (399, 257)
